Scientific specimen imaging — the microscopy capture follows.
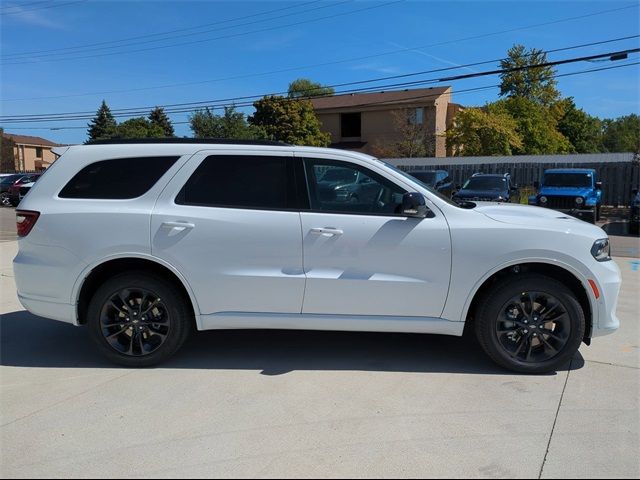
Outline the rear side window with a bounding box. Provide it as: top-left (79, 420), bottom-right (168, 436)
top-left (177, 155), bottom-right (301, 210)
top-left (59, 156), bottom-right (179, 199)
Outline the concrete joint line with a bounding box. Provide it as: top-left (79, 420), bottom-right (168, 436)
top-left (538, 358), bottom-right (573, 479)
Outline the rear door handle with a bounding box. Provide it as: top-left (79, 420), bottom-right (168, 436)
top-left (161, 221), bottom-right (195, 231)
top-left (310, 227), bottom-right (343, 237)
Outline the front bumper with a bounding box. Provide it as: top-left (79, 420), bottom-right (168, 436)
top-left (590, 258), bottom-right (621, 337)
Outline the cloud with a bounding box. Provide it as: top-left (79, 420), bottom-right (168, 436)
top-left (2, 3), bottom-right (64, 29)
top-left (387, 41), bottom-right (479, 73)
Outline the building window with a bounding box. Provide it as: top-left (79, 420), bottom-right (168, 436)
top-left (341, 112), bottom-right (361, 138)
top-left (408, 108), bottom-right (424, 125)
top-left (35, 147), bottom-right (43, 158)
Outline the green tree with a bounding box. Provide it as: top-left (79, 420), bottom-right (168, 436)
top-left (446, 107), bottom-right (523, 156)
top-left (87, 100), bottom-right (117, 141)
top-left (148, 107), bottom-right (175, 137)
top-left (249, 96), bottom-right (330, 146)
top-left (0, 129), bottom-right (17, 172)
top-left (189, 106), bottom-right (265, 139)
top-left (112, 117), bottom-right (164, 139)
top-left (602, 114), bottom-right (640, 153)
top-left (287, 78), bottom-right (335, 99)
top-left (556, 99), bottom-right (604, 153)
top-left (489, 97), bottom-right (572, 154)
top-left (499, 44), bottom-right (560, 106)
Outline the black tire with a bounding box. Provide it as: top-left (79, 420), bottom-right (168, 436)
top-left (630, 222), bottom-right (639, 235)
top-left (87, 271), bottom-right (192, 367)
top-left (475, 274), bottom-right (585, 374)
top-left (595, 205), bottom-right (601, 222)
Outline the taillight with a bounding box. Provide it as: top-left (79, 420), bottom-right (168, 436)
top-left (16, 210), bottom-right (40, 237)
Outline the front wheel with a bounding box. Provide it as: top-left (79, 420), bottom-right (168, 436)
top-left (475, 274), bottom-right (585, 374)
top-left (87, 271), bottom-right (192, 367)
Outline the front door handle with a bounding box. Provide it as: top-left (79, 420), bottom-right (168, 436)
top-left (161, 221), bottom-right (195, 231)
top-left (310, 227), bottom-right (343, 237)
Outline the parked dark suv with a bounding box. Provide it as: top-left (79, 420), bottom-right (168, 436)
top-left (453, 173), bottom-right (518, 203)
top-left (630, 188), bottom-right (639, 235)
top-left (1, 173), bottom-right (40, 207)
top-left (406, 170), bottom-right (453, 197)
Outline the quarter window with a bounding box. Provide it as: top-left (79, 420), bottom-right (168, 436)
top-left (304, 158), bottom-right (405, 215)
top-left (177, 155), bottom-right (301, 210)
top-left (59, 156), bottom-right (179, 199)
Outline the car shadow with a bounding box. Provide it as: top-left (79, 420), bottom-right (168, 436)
top-left (0, 310), bottom-right (584, 375)
top-left (602, 221), bottom-right (639, 238)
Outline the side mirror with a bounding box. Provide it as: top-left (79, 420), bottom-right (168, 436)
top-left (402, 192), bottom-right (428, 218)
top-left (533, 181), bottom-right (540, 190)
top-left (595, 181), bottom-right (602, 190)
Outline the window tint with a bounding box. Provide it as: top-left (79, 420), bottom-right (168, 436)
top-left (59, 156), bottom-right (179, 199)
top-left (177, 155), bottom-right (299, 210)
top-left (305, 159), bottom-right (405, 215)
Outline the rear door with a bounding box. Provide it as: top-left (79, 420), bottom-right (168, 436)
top-left (151, 150), bottom-right (307, 315)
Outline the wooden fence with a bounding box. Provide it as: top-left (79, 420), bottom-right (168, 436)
top-left (387, 153), bottom-right (640, 207)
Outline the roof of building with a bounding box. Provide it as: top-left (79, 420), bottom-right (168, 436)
top-left (3, 133), bottom-right (61, 147)
top-left (310, 87), bottom-right (451, 110)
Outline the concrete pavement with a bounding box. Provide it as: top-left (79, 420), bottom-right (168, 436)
top-left (0, 239), bottom-right (638, 478)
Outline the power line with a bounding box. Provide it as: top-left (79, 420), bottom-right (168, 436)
top-left (0, 0), bottom-right (405, 65)
top-left (5, 61), bottom-right (639, 131)
top-left (3, 6), bottom-right (637, 103)
top-left (3, 45), bottom-right (638, 122)
top-left (0, 0), bottom-right (345, 59)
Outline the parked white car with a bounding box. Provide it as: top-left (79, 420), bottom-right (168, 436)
top-left (13, 140), bottom-right (621, 372)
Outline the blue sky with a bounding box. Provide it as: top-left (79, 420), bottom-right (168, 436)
top-left (1, 0), bottom-right (639, 144)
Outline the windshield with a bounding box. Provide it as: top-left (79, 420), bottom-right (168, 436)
top-left (1, 174), bottom-right (22, 185)
top-left (380, 161), bottom-right (466, 208)
top-left (409, 171), bottom-right (437, 185)
top-left (320, 167), bottom-right (357, 184)
top-left (462, 177), bottom-right (506, 191)
top-left (543, 173), bottom-right (593, 188)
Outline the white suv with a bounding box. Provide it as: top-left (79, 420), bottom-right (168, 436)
top-left (13, 139), bottom-right (621, 373)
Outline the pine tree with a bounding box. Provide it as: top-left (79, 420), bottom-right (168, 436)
top-left (87, 100), bottom-right (117, 141)
top-left (148, 107), bottom-right (175, 137)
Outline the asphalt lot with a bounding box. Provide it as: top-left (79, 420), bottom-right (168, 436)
top-left (0, 206), bottom-right (638, 478)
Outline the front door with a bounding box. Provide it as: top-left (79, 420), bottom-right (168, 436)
top-left (151, 150), bottom-right (306, 315)
top-left (300, 156), bottom-right (451, 318)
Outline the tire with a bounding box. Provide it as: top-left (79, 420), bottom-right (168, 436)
top-left (595, 205), bottom-right (601, 222)
top-left (630, 222), bottom-right (639, 235)
top-left (87, 271), bottom-right (192, 367)
top-left (475, 274), bottom-right (585, 374)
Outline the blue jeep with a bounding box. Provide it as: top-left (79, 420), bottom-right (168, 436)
top-left (529, 168), bottom-right (602, 223)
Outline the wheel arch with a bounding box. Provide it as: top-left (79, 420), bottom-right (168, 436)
top-left (74, 255), bottom-right (200, 327)
top-left (462, 260), bottom-right (594, 341)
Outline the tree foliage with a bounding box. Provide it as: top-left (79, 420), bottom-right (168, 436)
top-left (446, 107), bottom-right (522, 156)
top-left (87, 100), bottom-right (117, 141)
top-left (555, 99), bottom-right (604, 153)
top-left (189, 106), bottom-right (265, 139)
top-left (0, 129), bottom-right (16, 172)
top-left (111, 117), bottom-right (164, 139)
top-left (499, 44), bottom-right (560, 106)
top-left (489, 97), bottom-right (572, 155)
top-left (287, 78), bottom-right (335, 98)
top-left (148, 107), bottom-right (175, 137)
top-left (602, 114), bottom-right (640, 153)
top-left (372, 109), bottom-right (437, 158)
top-left (249, 96), bottom-right (330, 146)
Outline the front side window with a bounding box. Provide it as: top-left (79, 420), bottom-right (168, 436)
top-left (59, 156), bottom-right (179, 199)
top-left (177, 155), bottom-right (300, 210)
top-left (305, 158), bottom-right (405, 215)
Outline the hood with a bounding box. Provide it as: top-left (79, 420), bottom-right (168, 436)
top-left (474, 202), bottom-right (605, 236)
top-left (455, 189), bottom-right (507, 199)
top-left (538, 186), bottom-right (595, 198)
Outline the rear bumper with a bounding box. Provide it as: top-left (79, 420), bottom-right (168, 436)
top-left (17, 293), bottom-right (77, 326)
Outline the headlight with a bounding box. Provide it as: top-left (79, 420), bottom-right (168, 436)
top-left (497, 196), bottom-right (504, 201)
top-left (539, 196), bottom-right (547, 203)
top-left (591, 238), bottom-right (611, 262)
top-left (575, 197), bottom-right (584, 205)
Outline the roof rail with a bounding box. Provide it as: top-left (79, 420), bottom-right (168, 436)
top-left (85, 138), bottom-right (292, 146)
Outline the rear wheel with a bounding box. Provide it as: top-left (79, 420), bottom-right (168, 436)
top-left (475, 274), bottom-right (585, 374)
top-left (87, 272), bottom-right (192, 367)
